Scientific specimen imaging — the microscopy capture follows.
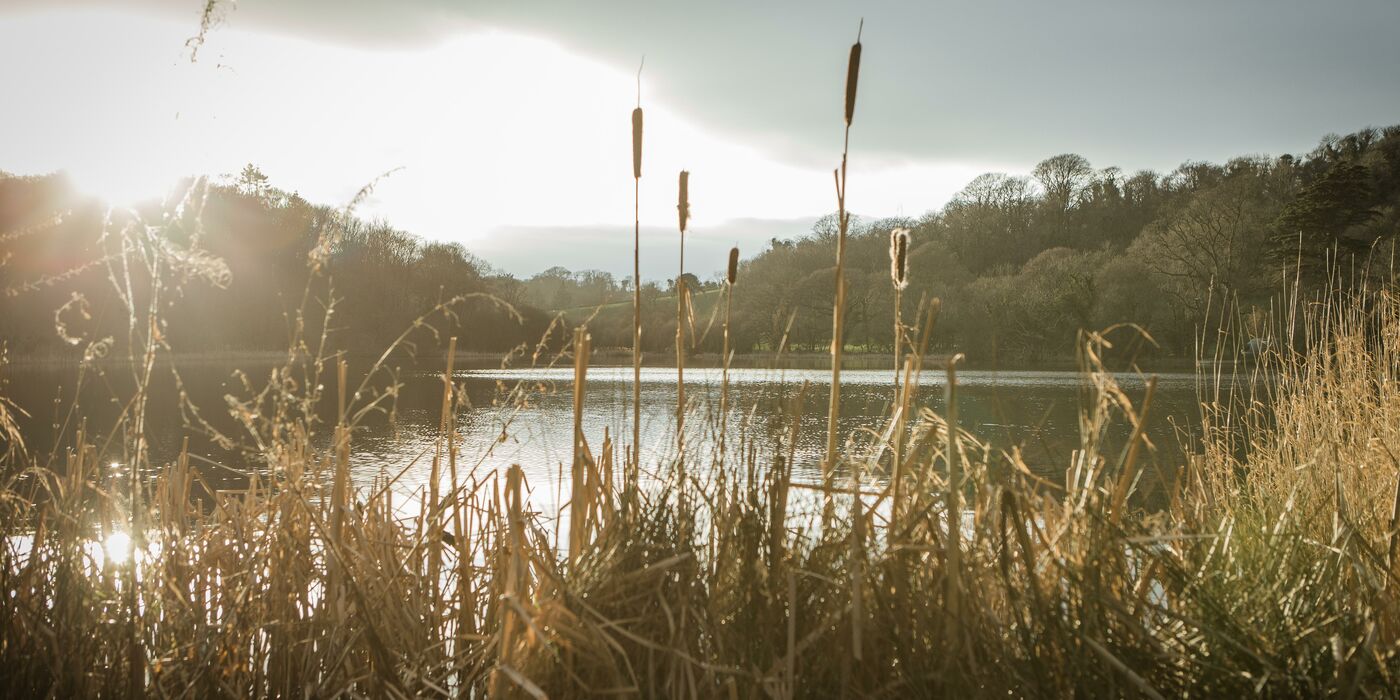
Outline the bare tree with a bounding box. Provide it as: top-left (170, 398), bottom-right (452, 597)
top-left (1032, 154), bottom-right (1093, 211)
top-left (1131, 176), bottom-right (1272, 314)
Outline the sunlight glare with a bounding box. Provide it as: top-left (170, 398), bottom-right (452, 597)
top-left (68, 164), bottom-right (174, 209)
top-left (104, 531), bottom-right (132, 565)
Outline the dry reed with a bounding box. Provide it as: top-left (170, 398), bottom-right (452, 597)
top-left (720, 246), bottom-right (738, 466)
top-left (676, 170), bottom-right (690, 483)
top-left (631, 93), bottom-right (644, 478)
top-left (824, 22), bottom-right (863, 506)
top-left (13, 294), bottom-right (1397, 696)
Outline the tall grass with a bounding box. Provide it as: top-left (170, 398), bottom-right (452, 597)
top-left (6, 280), bottom-right (1398, 696)
top-left (3, 25), bottom-right (1400, 700)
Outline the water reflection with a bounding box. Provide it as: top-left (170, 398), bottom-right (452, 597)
top-left (103, 531), bottom-right (132, 565)
top-left (5, 362), bottom-right (1207, 513)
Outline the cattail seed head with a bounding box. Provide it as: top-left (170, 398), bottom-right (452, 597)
top-left (727, 246), bottom-right (739, 285)
top-left (677, 170), bottom-right (690, 233)
top-left (844, 41), bottom-right (862, 126)
top-left (631, 107), bottom-right (643, 179)
top-left (890, 227), bottom-right (910, 290)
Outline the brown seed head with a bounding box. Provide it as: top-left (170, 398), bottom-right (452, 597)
top-left (727, 246), bottom-right (739, 285)
top-left (631, 107), bottom-right (643, 179)
top-left (677, 170), bottom-right (690, 233)
top-left (844, 41), bottom-right (862, 126)
top-left (890, 228), bottom-right (910, 290)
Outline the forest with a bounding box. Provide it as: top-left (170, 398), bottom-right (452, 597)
top-left (548, 125), bottom-right (1400, 364)
top-left (4, 124), bottom-right (1398, 365)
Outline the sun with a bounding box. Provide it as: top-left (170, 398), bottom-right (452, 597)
top-left (103, 531), bottom-right (132, 565)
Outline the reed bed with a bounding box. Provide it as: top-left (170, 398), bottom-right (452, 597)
top-left (4, 261), bottom-right (1400, 697)
top-left (3, 25), bottom-right (1400, 700)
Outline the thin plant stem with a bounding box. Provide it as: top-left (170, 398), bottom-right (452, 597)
top-left (893, 287), bottom-right (903, 389)
top-left (945, 351), bottom-right (965, 653)
top-left (633, 177), bottom-right (641, 476)
top-left (720, 276), bottom-right (733, 466)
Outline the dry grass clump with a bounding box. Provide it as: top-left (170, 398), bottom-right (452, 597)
top-left (1204, 287), bottom-right (1400, 546)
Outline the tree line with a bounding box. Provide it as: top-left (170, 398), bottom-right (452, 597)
top-left (3, 125), bottom-right (1398, 366)
top-left (550, 126), bottom-right (1400, 364)
top-left (0, 167), bottom-right (550, 361)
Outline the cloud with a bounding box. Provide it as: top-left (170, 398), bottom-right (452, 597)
top-left (47, 0), bottom-right (1398, 171)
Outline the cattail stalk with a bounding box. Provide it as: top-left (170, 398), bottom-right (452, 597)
top-left (825, 22), bottom-right (862, 512)
top-left (631, 99), bottom-right (644, 490)
top-left (720, 246), bottom-right (738, 464)
top-left (676, 170), bottom-right (690, 483)
top-left (632, 108), bottom-right (643, 181)
top-left (845, 24), bottom-right (862, 127)
top-left (829, 21), bottom-right (864, 674)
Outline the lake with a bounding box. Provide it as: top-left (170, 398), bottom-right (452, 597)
top-left (3, 359), bottom-right (1208, 513)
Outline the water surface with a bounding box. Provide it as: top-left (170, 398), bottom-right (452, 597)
top-left (4, 362), bottom-right (1207, 512)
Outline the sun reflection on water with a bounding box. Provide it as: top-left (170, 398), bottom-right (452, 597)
top-left (103, 531), bottom-right (132, 565)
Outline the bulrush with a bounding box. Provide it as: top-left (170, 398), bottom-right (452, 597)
top-left (890, 227), bottom-right (910, 388)
top-left (845, 22), bottom-right (862, 126)
top-left (676, 169), bottom-right (690, 481)
top-left (630, 83), bottom-right (643, 478)
top-left (826, 20), bottom-right (865, 668)
top-left (825, 22), bottom-right (863, 498)
top-left (631, 107), bottom-right (643, 179)
top-left (889, 227), bottom-right (909, 290)
top-left (677, 170), bottom-right (690, 233)
top-left (720, 246), bottom-right (739, 464)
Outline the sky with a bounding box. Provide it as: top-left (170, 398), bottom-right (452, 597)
top-left (2, 0), bottom-right (1398, 280)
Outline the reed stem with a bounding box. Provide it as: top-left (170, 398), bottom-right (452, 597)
top-left (632, 100), bottom-right (644, 484)
top-left (944, 352), bottom-right (964, 652)
top-left (720, 247), bottom-right (737, 466)
top-left (893, 287), bottom-right (903, 386)
top-left (677, 170), bottom-right (690, 485)
top-left (570, 327), bottom-right (591, 569)
top-left (825, 23), bottom-right (862, 511)
top-left (491, 464), bottom-right (526, 698)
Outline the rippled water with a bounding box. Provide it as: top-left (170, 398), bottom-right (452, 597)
top-left (5, 362), bottom-right (1207, 512)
